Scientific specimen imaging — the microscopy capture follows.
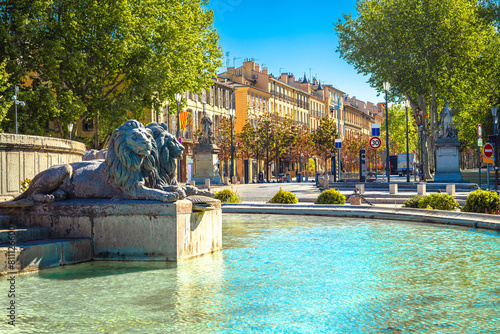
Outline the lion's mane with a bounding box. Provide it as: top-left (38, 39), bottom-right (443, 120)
top-left (105, 120), bottom-right (156, 193)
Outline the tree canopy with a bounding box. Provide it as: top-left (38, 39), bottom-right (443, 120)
top-left (335, 0), bottom-right (496, 177)
top-left (0, 0), bottom-right (222, 147)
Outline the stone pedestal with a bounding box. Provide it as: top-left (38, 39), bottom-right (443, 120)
top-left (1, 199), bottom-right (222, 261)
top-left (192, 144), bottom-right (222, 185)
top-left (434, 138), bottom-right (463, 183)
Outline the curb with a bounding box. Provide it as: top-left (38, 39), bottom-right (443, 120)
top-left (221, 203), bottom-right (500, 231)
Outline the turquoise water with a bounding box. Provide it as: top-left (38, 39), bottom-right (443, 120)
top-left (1, 214), bottom-right (500, 333)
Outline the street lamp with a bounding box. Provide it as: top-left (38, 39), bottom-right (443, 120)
top-left (175, 92), bottom-right (182, 183)
top-left (383, 81), bottom-right (390, 183)
top-left (229, 91), bottom-right (236, 183)
top-left (404, 99), bottom-right (410, 182)
top-left (68, 122), bottom-right (74, 140)
top-left (492, 105), bottom-right (498, 190)
top-left (12, 85), bottom-right (26, 134)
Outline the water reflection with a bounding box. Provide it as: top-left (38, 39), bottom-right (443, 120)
top-left (0, 214), bottom-right (498, 333)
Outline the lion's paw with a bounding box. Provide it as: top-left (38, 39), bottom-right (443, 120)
top-left (31, 193), bottom-right (55, 203)
top-left (160, 192), bottom-right (179, 203)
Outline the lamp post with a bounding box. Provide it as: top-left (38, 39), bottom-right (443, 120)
top-left (12, 85), bottom-right (26, 134)
top-left (330, 106), bottom-right (336, 182)
top-left (229, 91), bottom-right (236, 183)
top-left (383, 81), bottom-right (390, 183)
top-left (266, 121), bottom-right (269, 182)
top-left (68, 122), bottom-right (74, 140)
top-left (175, 92), bottom-right (182, 183)
top-left (404, 99), bottom-right (410, 182)
top-left (492, 105), bottom-right (498, 190)
top-left (337, 96), bottom-right (343, 182)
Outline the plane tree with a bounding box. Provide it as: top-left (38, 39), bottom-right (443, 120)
top-left (0, 0), bottom-right (222, 147)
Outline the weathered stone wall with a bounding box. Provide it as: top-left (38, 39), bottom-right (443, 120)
top-left (0, 133), bottom-right (86, 201)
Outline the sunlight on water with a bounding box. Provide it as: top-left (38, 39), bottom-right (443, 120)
top-left (1, 214), bottom-right (499, 333)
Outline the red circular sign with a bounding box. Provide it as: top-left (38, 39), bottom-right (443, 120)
top-left (484, 143), bottom-right (494, 157)
top-left (478, 124), bottom-right (482, 138)
top-left (369, 136), bottom-right (382, 149)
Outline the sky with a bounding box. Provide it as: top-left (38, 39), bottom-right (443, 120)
top-left (209, 0), bottom-right (384, 105)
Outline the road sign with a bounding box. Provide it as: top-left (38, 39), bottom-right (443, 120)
top-left (484, 157), bottom-right (495, 164)
top-left (371, 124), bottom-right (381, 137)
top-left (335, 139), bottom-right (342, 149)
top-left (484, 143), bottom-right (494, 157)
top-left (369, 136), bottom-right (382, 149)
top-left (478, 138), bottom-right (483, 147)
top-left (478, 124), bottom-right (482, 138)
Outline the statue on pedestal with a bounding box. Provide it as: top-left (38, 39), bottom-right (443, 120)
top-left (438, 101), bottom-right (459, 138)
top-left (199, 110), bottom-right (214, 145)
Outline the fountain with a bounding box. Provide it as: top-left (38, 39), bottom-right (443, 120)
top-left (0, 120), bottom-right (222, 275)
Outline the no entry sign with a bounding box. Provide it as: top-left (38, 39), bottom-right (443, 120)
top-left (484, 143), bottom-right (494, 157)
top-left (369, 136), bottom-right (382, 149)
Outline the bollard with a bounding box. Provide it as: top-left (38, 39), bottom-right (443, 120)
top-left (240, 176), bottom-right (245, 184)
top-left (205, 179), bottom-right (210, 191)
top-left (232, 176), bottom-right (238, 184)
top-left (355, 184), bottom-right (365, 194)
top-left (389, 183), bottom-right (398, 195)
top-left (224, 176), bottom-right (229, 185)
top-left (329, 175), bottom-right (335, 182)
top-left (446, 184), bottom-right (455, 196)
top-left (190, 181), bottom-right (196, 187)
top-left (417, 184), bottom-right (426, 196)
top-left (349, 196), bottom-right (361, 205)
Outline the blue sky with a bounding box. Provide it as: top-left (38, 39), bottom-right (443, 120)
top-left (209, 0), bottom-right (383, 104)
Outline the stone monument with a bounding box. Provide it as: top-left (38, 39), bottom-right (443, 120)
top-left (434, 101), bottom-right (463, 182)
top-left (0, 120), bottom-right (221, 274)
top-left (192, 110), bottom-right (222, 185)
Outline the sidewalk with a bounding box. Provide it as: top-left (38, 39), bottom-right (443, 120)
top-left (201, 180), bottom-right (473, 206)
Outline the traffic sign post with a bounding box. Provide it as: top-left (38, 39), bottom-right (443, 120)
top-left (335, 139), bottom-right (342, 182)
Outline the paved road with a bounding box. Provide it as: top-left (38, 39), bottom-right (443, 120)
top-left (204, 179), bottom-right (475, 206)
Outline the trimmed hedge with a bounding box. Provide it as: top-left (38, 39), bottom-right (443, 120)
top-left (462, 188), bottom-right (500, 214)
top-left (402, 193), bottom-right (459, 211)
top-left (314, 189), bottom-right (346, 204)
top-left (214, 188), bottom-right (241, 203)
top-left (269, 187), bottom-right (298, 204)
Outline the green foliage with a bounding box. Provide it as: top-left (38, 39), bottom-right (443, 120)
top-left (402, 195), bottom-right (423, 208)
top-left (314, 189), bottom-right (346, 205)
top-left (0, 61), bottom-right (12, 131)
top-left (335, 0), bottom-right (496, 162)
top-left (269, 187), bottom-right (298, 204)
top-left (462, 188), bottom-right (500, 214)
top-left (1, 0), bottom-right (222, 145)
top-left (311, 116), bottom-right (337, 171)
top-left (403, 193), bottom-right (459, 211)
top-left (20, 178), bottom-right (32, 193)
top-left (418, 193), bottom-right (460, 211)
top-left (214, 188), bottom-right (241, 203)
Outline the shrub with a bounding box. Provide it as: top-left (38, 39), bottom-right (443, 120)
top-left (314, 189), bottom-right (346, 204)
top-left (269, 187), bottom-right (298, 204)
top-left (402, 195), bottom-right (423, 208)
top-left (418, 193), bottom-right (460, 211)
top-left (462, 188), bottom-right (500, 214)
top-left (214, 188), bottom-right (241, 203)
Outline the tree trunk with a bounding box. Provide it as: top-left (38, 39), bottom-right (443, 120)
top-left (94, 111), bottom-right (100, 149)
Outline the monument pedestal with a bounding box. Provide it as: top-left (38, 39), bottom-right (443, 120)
top-left (192, 144), bottom-right (222, 185)
top-left (434, 138), bottom-right (463, 183)
top-left (1, 199), bottom-right (222, 262)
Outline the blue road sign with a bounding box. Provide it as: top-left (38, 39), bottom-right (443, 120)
top-left (335, 139), bottom-right (342, 149)
top-left (371, 124), bottom-right (381, 137)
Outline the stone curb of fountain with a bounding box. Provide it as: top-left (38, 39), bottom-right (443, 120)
top-left (221, 203), bottom-right (500, 231)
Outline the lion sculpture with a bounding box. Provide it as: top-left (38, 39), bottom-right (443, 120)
top-left (145, 123), bottom-right (214, 198)
top-left (12, 120), bottom-right (179, 204)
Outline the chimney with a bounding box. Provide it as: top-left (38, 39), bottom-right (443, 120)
top-left (255, 64), bottom-right (260, 72)
top-left (280, 73), bottom-right (288, 82)
top-left (262, 67), bottom-right (268, 75)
